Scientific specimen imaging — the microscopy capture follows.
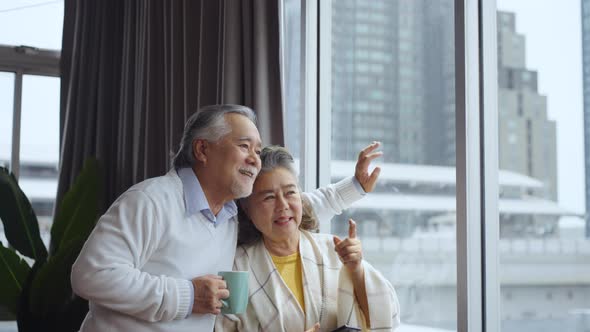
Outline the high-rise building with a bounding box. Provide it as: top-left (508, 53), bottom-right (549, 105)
top-left (497, 11), bottom-right (557, 201)
top-left (330, 3), bottom-right (557, 204)
top-left (331, 0), bottom-right (455, 166)
top-left (581, 0), bottom-right (590, 237)
top-left (330, 2), bottom-right (560, 238)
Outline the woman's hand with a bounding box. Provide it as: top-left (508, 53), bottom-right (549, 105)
top-left (333, 219), bottom-right (363, 273)
top-left (355, 141), bottom-right (383, 193)
top-left (334, 219), bottom-right (371, 327)
top-left (305, 323), bottom-right (320, 332)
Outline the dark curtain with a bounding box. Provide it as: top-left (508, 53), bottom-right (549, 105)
top-left (58, 0), bottom-right (284, 213)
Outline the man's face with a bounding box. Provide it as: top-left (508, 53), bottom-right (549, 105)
top-left (205, 113), bottom-right (262, 199)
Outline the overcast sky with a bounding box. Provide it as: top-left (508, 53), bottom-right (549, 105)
top-left (0, 0), bottom-right (63, 164)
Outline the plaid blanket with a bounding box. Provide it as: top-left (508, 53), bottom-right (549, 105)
top-left (215, 230), bottom-right (400, 331)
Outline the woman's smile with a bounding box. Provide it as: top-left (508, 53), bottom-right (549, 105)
top-left (274, 215), bottom-right (295, 226)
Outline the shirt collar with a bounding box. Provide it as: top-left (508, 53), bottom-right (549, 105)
top-left (177, 167), bottom-right (238, 225)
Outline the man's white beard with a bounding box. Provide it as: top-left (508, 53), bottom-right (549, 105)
top-left (231, 178), bottom-right (253, 199)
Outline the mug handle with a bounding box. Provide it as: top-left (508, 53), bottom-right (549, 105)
top-left (220, 299), bottom-right (229, 309)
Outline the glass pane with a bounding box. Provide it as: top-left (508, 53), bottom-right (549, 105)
top-left (0, 322), bottom-right (17, 332)
top-left (19, 75), bottom-right (60, 237)
top-left (496, 2), bottom-right (589, 332)
top-left (282, 0), bottom-right (302, 173)
top-left (330, 1), bottom-right (457, 330)
top-left (0, 0), bottom-right (64, 49)
top-left (0, 72), bottom-right (14, 169)
top-left (0, 72), bottom-right (15, 264)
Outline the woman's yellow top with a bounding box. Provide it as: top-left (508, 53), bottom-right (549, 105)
top-left (271, 251), bottom-right (305, 313)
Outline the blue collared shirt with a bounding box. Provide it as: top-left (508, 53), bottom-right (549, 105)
top-left (177, 167), bottom-right (238, 317)
top-left (177, 167), bottom-right (238, 227)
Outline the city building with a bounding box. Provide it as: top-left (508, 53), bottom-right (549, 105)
top-left (497, 11), bottom-right (558, 201)
top-left (331, 0), bottom-right (455, 166)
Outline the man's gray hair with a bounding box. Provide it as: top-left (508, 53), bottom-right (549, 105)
top-left (172, 104), bottom-right (257, 168)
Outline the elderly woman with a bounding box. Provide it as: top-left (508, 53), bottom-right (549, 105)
top-left (215, 144), bottom-right (400, 332)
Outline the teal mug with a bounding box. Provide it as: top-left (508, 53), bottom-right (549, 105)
top-left (218, 271), bottom-right (249, 314)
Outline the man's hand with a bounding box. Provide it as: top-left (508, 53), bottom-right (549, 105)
top-left (333, 219), bottom-right (363, 273)
top-left (355, 141), bottom-right (383, 193)
top-left (191, 274), bottom-right (229, 315)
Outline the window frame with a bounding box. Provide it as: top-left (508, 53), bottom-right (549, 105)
top-left (0, 45), bottom-right (60, 179)
top-left (480, 0), bottom-right (500, 330)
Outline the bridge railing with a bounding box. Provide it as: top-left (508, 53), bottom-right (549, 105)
top-left (361, 236), bottom-right (590, 255)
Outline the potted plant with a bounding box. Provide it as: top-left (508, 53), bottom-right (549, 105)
top-left (0, 158), bottom-right (101, 331)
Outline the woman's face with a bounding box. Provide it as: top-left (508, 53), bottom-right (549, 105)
top-left (243, 167), bottom-right (302, 243)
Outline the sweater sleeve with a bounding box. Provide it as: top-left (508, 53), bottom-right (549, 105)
top-left (302, 176), bottom-right (365, 223)
top-left (71, 190), bottom-right (192, 322)
top-left (336, 261), bottom-right (401, 331)
top-left (363, 262), bottom-right (401, 330)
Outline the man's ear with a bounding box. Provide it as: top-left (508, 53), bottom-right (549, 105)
top-left (193, 139), bottom-right (208, 164)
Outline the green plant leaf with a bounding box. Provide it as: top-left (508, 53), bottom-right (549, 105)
top-left (0, 241), bottom-right (31, 315)
top-left (55, 295), bottom-right (88, 331)
top-left (0, 167), bottom-right (47, 261)
top-left (28, 237), bottom-right (85, 317)
top-left (16, 259), bottom-right (44, 332)
top-left (50, 158), bottom-right (100, 256)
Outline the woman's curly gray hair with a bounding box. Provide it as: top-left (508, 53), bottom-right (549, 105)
top-left (237, 145), bottom-right (319, 246)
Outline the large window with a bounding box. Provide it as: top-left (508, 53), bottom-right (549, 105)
top-left (283, 0), bottom-right (590, 331)
top-left (496, 2), bottom-right (590, 332)
top-left (0, 0), bottom-right (63, 224)
top-left (284, 0), bottom-right (461, 330)
top-left (327, 1), bottom-right (458, 330)
top-left (281, 0), bottom-right (528, 331)
top-left (0, 3), bottom-right (63, 325)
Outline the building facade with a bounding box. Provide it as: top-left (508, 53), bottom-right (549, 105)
top-left (331, 0), bottom-right (455, 166)
top-left (497, 11), bottom-right (558, 201)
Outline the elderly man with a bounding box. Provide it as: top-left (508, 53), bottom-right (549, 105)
top-left (71, 104), bottom-right (263, 331)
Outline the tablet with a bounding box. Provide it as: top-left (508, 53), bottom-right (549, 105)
top-left (331, 325), bottom-right (361, 332)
